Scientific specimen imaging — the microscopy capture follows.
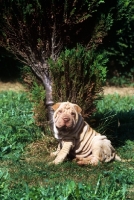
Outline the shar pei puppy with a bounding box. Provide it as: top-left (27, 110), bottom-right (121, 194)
top-left (50, 102), bottom-right (121, 165)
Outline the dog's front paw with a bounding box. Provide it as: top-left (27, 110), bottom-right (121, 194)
top-left (48, 161), bottom-right (54, 165)
top-left (50, 152), bottom-right (57, 157)
top-left (48, 160), bottom-right (61, 165)
top-left (48, 160), bottom-right (58, 165)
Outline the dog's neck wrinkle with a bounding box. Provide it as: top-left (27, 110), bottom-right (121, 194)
top-left (58, 115), bottom-right (85, 139)
top-left (71, 115), bottom-right (85, 137)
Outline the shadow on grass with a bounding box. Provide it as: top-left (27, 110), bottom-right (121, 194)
top-left (89, 109), bottom-right (134, 148)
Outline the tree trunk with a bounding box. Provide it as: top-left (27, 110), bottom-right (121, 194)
top-left (42, 73), bottom-right (54, 133)
top-left (31, 61), bottom-right (54, 133)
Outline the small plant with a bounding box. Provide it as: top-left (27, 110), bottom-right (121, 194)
top-left (20, 65), bottom-right (35, 88)
top-left (31, 82), bottom-right (48, 129)
top-left (20, 65), bottom-right (48, 129)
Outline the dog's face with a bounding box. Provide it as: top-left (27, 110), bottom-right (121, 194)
top-left (52, 102), bottom-right (82, 138)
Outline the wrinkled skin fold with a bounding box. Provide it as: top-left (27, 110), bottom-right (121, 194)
top-left (50, 102), bottom-right (121, 165)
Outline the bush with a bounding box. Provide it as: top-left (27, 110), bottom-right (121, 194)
top-left (104, 0), bottom-right (134, 82)
top-left (49, 45), bottom-right (108, 117)
top-left (20, 65), bottom-right (48, 128)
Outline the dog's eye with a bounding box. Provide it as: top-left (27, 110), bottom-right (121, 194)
top-left (58, 110), bottom-right (62, 113)
top-left (71, 112), bottom-right (75, 116)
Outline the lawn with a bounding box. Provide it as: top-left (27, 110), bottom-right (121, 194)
top-left (0, 91), bottom-right (134, 199)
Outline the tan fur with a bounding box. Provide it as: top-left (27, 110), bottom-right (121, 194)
top-left (50, 102), bottom-right (121, 165)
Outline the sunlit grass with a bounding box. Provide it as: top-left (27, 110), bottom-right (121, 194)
top-left (0, 91), bottom-right (134, 199)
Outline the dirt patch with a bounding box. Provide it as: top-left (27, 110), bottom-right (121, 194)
top-left (0, 81), bottom-right (134, 96)
top-left (103, 86), bottom-right (134, 96)
top-left (0, 81), bottom-right (27, 92)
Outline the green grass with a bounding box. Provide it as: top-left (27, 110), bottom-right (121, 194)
top-left (0, 91), bottom-right (41, 161)
top-left (0, 91), bottom-right (134, 199)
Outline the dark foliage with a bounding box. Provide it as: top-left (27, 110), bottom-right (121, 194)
top-left (49, 45), bottom-right (107, 117)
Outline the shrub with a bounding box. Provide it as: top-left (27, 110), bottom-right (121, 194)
top-left (20, 65), bottom-right (48, 128)
top-left (49, 44), bottom-right (108, 117)
top-left (105, 0), bottom-right (134, 82)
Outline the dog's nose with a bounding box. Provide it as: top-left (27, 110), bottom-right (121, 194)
top-left (63, 117), bottom-right (70, 122)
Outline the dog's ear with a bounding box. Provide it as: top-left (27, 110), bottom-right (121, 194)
top-left (52, 103), bottom-right (61, 111)
top-left (74, 104), bottom-right (82, 113)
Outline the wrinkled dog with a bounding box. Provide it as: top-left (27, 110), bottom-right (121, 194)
top-left (50, 102), bottom-right (121, 165)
